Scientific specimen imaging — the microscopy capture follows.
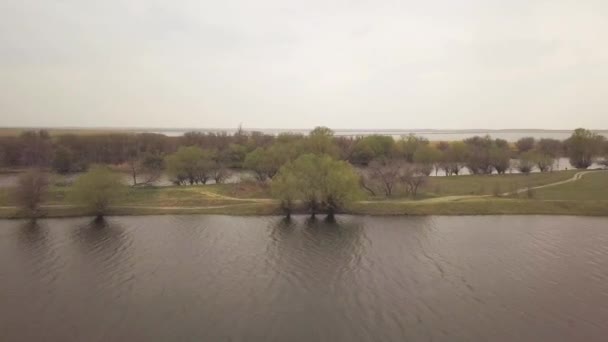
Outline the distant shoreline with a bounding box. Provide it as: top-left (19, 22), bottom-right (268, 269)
top-left (2, 127), bottom-right (608, 142)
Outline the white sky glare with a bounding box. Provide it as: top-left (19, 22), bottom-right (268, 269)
top-left (1, 0), bottom-right (607, 129)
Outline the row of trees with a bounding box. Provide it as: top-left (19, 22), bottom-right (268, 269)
top-left (14, 166), bottom-right (126, 219)
top-left (2, 128), bottom-right (607, 178)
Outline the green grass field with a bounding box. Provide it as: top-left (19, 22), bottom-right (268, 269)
top-left (422, 170), bottom-right (579, 197)
top-left (534, 171), bottom-right (608, 200)
top-left (1, 169), bottom-right (607, 218)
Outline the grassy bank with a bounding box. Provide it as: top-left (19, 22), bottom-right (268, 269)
top-left (1, 170), bottom-right (607, 218)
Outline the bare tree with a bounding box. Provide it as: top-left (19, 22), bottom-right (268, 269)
top-left (212, 163), bottom-right (231, 184)
top-left (14, 170), bottom-right (49, 217)
top-left (365, 159), bottom-right (404, 197)
top-left (400, 164), bottom-right (428, 198)
top-left (129, 153), bottom-right (165, 186)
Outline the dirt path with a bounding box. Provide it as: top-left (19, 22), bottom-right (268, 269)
top-left (500, 170), bottom-right (601, 196)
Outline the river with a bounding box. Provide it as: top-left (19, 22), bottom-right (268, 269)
top-left (1, 215), bottom-right (607, 341)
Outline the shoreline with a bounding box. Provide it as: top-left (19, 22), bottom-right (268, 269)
top-left (2, 198), bottom-right (608, 219)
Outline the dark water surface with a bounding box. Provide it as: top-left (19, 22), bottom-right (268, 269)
top-left (1, 215), bottom-right (608, 341)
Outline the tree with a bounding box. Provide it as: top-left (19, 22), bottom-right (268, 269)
top-left (463, 136), bottom-right (494, 174)
top-left (537, 138), bottom-right (562, 158)
top-left (225, 143), bottom-right (248, 168)
top-left (307, 126), bottom-right (340, 157)
top-left (515, 137), bottom-right (536, 154)
top-left (52, 146), bottom-right (74, 174)
top-left (270, 163), bottom-right (300, 217)
top-left (166, 147), bottom-right (216, 185)
top-left (13, 170), bottom-right (48, 217)
top-left (413, 145), bottom-right (441, 176)
top-left (537, 138), bottom-right (562, 170)
top-left (531, 152), bottom-right (555, 172)
top-left (516, 152), bottom-right (536, 174)
top-left (601, 141), bottom-right (608, 168)
top-left (350, 135), bottom-right (395, 165)
top-left (69, 166), bottom-right (126, 218)
top-left (130, 153), bottom-right (165, 186)
top-left (489, 146), bottom-right (511, 174)
top-left (20, 130), bottom-right (52, 167)
top-left (212, 164), bottom-right (231, 184)
top-left (243, 148), bottom-right (276, 181)
top-left (364, 158), bottom-right (403, 197)
top-left (400, 164), bottom-right (428, 198)
top-left (442, 141), bottom-right (467, 176)
top-left (565, 128), bottom-right (605, 169)
top-left (271, 154), bottom-right (361, 218)
top-left (396, 134), bottom-right (429, 162)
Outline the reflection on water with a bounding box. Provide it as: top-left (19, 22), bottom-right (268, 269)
top-left (1, 215), bottom-right (608, 341)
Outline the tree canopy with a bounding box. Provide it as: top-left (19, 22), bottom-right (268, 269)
top-left (565, 128), bottom-right (605, 169)
top-left (69, 166), bottom-right (126, 217)
top-left (271, 154), bottom-right (361, 217)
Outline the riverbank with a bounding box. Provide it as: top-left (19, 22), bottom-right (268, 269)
top-left (1, 170), bottom-right (606, 219)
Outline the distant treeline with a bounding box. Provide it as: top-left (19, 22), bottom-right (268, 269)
top-left (0, 127), bottom-right (606, 180)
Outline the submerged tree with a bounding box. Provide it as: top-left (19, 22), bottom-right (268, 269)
top-left (531, 152), bottom-right (555, 172)
top-left (516, 152), bottom-right (536, 174)
top-left (69, 166), bottom-right (126, 218)
top-left (14, 169), bottom-right (49, 218)
top-left (271, 154), bottom-right (361, 218)
top-left (441, 141), bottom-right (467, 176)
top-left (565, 128), bottom-right (605, 169)
top-left (270, 163), bottom-right (300, 218)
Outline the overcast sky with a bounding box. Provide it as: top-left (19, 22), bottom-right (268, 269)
top-left (1, 0), bottom-right (607, 129)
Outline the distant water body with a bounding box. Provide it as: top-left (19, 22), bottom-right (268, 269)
top-left (140, 128), bottom-right (608, 141)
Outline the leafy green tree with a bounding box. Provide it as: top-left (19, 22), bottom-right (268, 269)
top-left (413, 144), bottom-right (441, 176)
top-left (244, 148), bottom-right (276, 181)
top-left (270, 163), bottom-right (300, 217)
top-left (69, 166), bottom-right (126, 218)
top-left (307, 126), bottom-right (340, 157)
top-left (350, 135), bottom-right (395, 165)
top-left (565, 128), bottom-right (605, 169)
top-left (13, 169), bottom-right (49, 217)
top-left (396, 134), bottom-right (429, 162)
top-left (225, 143), bottom-right (248, 168)
top-left (166, 146), bottom-right (216, 185)
top-left (271, 154), bottom-right (361, 217)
